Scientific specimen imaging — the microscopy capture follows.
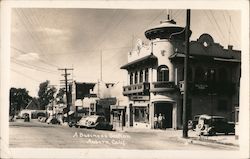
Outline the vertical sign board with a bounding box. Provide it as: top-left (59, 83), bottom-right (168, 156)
top-left (75, 82), bottom-right (96, 99)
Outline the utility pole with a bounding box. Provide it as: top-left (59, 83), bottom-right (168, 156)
top-left (183, 9), bottom-right (191, 138)
top-left (58, 68), bottom-right (73, 124)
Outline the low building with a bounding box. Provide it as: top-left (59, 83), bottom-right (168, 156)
top-left (120, 18), bottom-right (241, 129)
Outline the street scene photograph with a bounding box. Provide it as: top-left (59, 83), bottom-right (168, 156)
top-left (3, 2), bottom-right (247, 158)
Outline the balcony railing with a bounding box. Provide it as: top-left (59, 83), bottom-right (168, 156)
top-left (123, 82), bottom-right (150, 96)
top-left (150, 81), bottom-right (177, 93)
top-left (179, 81), bottom-right (236, 95)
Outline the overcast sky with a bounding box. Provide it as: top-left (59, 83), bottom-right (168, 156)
top-left (10, 8), bottom-right (241, 98)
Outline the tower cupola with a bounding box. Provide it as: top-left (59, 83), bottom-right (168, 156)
top-left (144, 19), bottom-right (192, 41)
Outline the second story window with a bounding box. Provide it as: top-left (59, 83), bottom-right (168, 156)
top-left (157, 65), bottom-right (169, 82)
top-left (205, 69), bottom-right (216, 82)
top-left (145, 68), bottom-right (149, 82)
top-left (135, 71), bottom-right (138, 84)
top-left (130, 73), bottom-right (133, 85)
top-left (139, 70), bottom-right (143, 83)
top-left (194, 67), bottom-right (205, 82)
top-left (218, 68), bottom-right (228, 82)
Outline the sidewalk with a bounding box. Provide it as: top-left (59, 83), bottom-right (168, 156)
top-left (115, 126), bottom-right (239, 147)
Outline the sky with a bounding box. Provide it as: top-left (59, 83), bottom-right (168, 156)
top-left (10, 8), bottom-right (241, 99)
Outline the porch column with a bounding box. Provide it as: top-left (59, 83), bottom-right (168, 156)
top-left (172, 102), bottom-right (177, 130)
top-left (150, 102), bottom-right (155, 129)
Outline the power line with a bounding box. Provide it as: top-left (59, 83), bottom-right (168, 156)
top-left (11, 68), bottom-right (42, 83)
top-left (11, 59), bottom-right (58, 75)
top-left (203, 10), bottom-right (224, 43)
top-left (209, 10), bottom-right (226, 41)
top-left (14, 9), bottom-right (60, 68)
top-left (11, 46), bottom-right (60, 69)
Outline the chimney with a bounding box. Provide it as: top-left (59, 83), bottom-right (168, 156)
top-left (228, 45), bottom-right (233, 50)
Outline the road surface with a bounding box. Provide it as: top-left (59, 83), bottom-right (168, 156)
top-left (9, 119), bottom-right (238, 150)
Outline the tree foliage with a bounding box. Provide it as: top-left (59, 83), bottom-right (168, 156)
top-left (56, 88), bottom-right (65, 104)
top-left (9, 87), bottom-right (32, 115)
top-left (37, 80), bottom-right (57, 110)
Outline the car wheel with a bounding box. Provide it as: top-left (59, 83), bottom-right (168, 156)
top-left (225, 132), bottom-right (229, 135)
top-left (209, 130), bottom-right (216, 136)
top-left (75, 125), bottom-right (79, 128)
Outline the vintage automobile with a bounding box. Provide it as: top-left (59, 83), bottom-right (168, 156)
top-left (188, 115), bottom-right (201, 130)
top-left (75, 116), bottom-right (88, 128)
top-left (46, 116), bottom-right (60, 124)
top-left (86, 115), bottom-right (113, 130)
top-left (68, 116), bottom-right (82, 127)
top-left (76, 115), bottom-right (113, 130)
top-left (195, 114), bottom-right (235, 136)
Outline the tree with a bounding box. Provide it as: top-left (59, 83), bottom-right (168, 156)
top-left (9, 87), bottom-right (32, 116)
top-left (56, 88), bottom-right (65, 104)
top-left (37, 80), bottom-right (57, 110)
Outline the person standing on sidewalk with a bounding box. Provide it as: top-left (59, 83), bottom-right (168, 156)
top-left (158, 113), bottom-right (163, 129)
top-left (154, 114), bottom-right (158, 129)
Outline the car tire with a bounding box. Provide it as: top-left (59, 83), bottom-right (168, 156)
top-left (75, 125), bottom-right (79, 128)
top-left (209, 129), bottom-right (216, 136)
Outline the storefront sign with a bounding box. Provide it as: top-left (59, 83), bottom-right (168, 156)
top-left (130, 96), bottom-right (149, 101)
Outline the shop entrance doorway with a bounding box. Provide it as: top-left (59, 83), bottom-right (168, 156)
top-left (154, 102), bottom-right (173, 128)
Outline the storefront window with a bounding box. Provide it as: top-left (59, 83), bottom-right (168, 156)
top-left (134, 107), bottom-right (149, 123)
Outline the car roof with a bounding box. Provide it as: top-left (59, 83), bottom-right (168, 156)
top-left (199, 114), bottom-right (225, 119)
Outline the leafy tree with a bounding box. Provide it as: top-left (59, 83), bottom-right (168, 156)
top-left (56, 88), bottom-right (65, 104)
top-left (9, 87), bottom-right (32, 116)
top-left (37, 80), bottom-right (57, 110)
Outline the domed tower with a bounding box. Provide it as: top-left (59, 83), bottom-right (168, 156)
top-left (144, 19), bottom-right (191, 82)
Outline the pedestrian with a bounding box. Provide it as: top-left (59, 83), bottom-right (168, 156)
top-left (158, 113), bottom-right (163, 129)
top-left (162, 114), bottom-right (166, 129)
top-left (154, 114), bottom-right (158, 129)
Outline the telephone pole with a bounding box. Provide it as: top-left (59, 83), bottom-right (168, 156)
top-left (58, 68), bottom-right (74, 124)
top-left (183, 9), bottom-right (191, 138)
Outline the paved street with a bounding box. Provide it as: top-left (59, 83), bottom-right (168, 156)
top-left (9, 119), bottom-right (238, 150)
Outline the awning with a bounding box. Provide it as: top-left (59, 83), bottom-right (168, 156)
top-left (120, 54), bottom-right (157, 70)
top-left (214, 57), bottom-right (240, 63)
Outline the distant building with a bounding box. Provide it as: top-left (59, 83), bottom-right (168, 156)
top-left (19, 98), bottom-right (46, 119)
top-left (120, 19), bottom-right (241, 129)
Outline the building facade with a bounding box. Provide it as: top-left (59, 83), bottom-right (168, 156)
top-left (120, 19), bottom-right (241, 129)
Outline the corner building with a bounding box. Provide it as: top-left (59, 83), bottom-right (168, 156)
top-left (120, 19), bottom-right (241, 129)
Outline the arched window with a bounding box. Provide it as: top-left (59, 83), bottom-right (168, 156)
top-left (130, 73), bottom-right (133, 85)
top-left (139, 70), bottom-right (143, 83)
top-left (145, 68), bottom-right (149, 82)
top-left (157, 65), bottom-right (169, 82)
top-left (135, 71), bottom-right (138, 84)
top-left (218, 68), bottom-right (228, 82)
top-left (194, 67), bottom-right (204, 81)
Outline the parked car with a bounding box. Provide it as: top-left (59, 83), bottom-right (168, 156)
top-left (85, 115), bottom-right (113, 131)
top-left (46, 116), bottom-right (60, 124)
top-left (195, 114), bottom-right (235, 136)
top-left (188, 115), bottom-right (201, 130)
top-left (68, 116), bottom-right (82, 127)
top-left (75, 116), bottom-right (88, 128)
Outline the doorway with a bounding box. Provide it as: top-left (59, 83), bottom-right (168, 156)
top-left (154, 102), bottom-right (173, 128)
